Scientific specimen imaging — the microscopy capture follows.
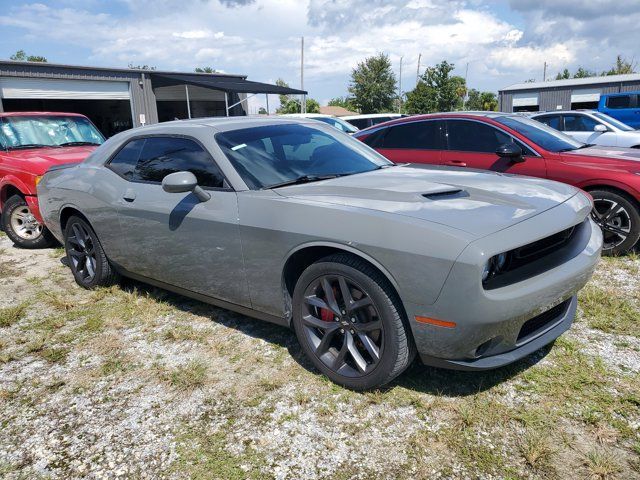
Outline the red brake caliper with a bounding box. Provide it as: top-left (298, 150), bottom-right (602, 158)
top-left (320, 307), bottom-right (334, 322)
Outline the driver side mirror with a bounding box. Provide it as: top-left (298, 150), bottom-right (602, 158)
top-left (495, 143), bottom-right (524, 163)
top-left (162, 171), bottom-right (211, 202)
top-left (594, 124), bottom-right (608, 133)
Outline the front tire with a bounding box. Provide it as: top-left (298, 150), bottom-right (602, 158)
top-left (292, 253), bottom-right (415, 390)
top-left (1, 195), bottom-right (55, 249)
top-left (589, 189), bottom-right (640, 255)
top-left (63, 215), bottom-right (119, 289)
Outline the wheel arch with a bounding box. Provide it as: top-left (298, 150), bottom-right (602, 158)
top-left (59, 205), bottom-right (92, 233)
top-left (580, 182), bottom-right (640, 210)
top-left (281, 242), bottom-right (402, 325)
top-left (0, 178), bottom-right (29, 208)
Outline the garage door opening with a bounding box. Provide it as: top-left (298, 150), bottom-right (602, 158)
top-left (2, 98), bottom-right (132, 137)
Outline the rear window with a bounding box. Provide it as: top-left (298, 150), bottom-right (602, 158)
top-left (535, 115), bottom-right (562, 130)
top-left (381, 121), bottom-right (444, 149)
top-left (606, 95), bottom-right (633, 109)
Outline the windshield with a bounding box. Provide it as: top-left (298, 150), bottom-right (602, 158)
top-left (216, 123), bottom-right (392, 189)
top-left (0, 115), bottom-right (104, 149)
top-left (495, 115), bottom-right (584, 152)
top-left (591, 112), bottom-right (635, 131)
top-left (313, 116), bottom-right (359, 133)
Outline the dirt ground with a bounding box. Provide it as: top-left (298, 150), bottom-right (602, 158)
top-left (0, 233), bottom-right (638, 479)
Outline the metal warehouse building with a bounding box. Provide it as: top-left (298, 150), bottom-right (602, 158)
top-left (498, 73), bottom-right (640, 113)
top-left (0, 60), bottom-right (305, 136)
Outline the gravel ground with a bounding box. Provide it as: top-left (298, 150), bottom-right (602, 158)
top-left (0, 234), bottom-right (638, 479)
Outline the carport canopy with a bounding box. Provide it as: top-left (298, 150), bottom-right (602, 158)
top-left (150, 73), bottom-right (307, 116)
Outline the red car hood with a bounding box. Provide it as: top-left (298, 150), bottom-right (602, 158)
top-left (561, 146), bottom-right (640, 173)
top-left (2, 146), bottom-right (97, 175)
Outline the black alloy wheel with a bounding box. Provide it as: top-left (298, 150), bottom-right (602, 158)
top-left (292, 253), bottom-right (415, 390)
top-left (589, 189), bottom-right (640, 255)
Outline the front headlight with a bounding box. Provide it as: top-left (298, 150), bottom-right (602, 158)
top-left (482, 252), bottom-right (511, 283)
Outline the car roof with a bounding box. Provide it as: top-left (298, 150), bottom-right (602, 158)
top-left (341, 113), bottom-right (405, 120)
top-left (532, 110), bottom-right (597, 116)
top-left (280, 113), bottom-right (334, 118)
top-left (0, 111), bottom-right (88, 118)
top-left (122, 115), bottom-right (326, 134)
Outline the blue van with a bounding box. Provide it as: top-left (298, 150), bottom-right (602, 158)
top-left (598, 92), bottom-right (640, 128)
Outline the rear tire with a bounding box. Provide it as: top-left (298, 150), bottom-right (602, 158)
top-left (292, 253), bottom-right (415, 390)
top-left (63, 215), bottom-right (119, 289)
top-left (589, 189), bottom-right (640, 255)
top-left (1, 195), bottom-right (55, 249)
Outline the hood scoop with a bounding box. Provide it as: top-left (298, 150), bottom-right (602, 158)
top-left (422, 189), bottom-right (468, 200)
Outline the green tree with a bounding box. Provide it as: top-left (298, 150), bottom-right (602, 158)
top-left (275, 78), bottom-right (292, 109)
top-left (404, 61), bottom-right (464, 114)
top-left (555, 68), bottom-right (570, 80)
top-left (573, 67), bottom-right (597, 78)
top-left (603, 55), bottom-right (636, 75)
top-left (258, 107), bottom-right (268, 115)
top-left (465, 89), bottom-right (498, 111)
top-left (128, 63), bottom-right (156, 70)
top-left (10, 50), bottom-right (47, 62)
top-left (277, 97), bottom-right (320, 114)
top-left (348, 53), bottom-right (397, 113)
top-left (195, 66), bottom-right (216, 73)
top-left (328, 96), bottom-right (357, 112)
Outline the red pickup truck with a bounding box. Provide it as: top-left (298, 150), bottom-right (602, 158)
top-left (0, 112), bottom-right (104, 248)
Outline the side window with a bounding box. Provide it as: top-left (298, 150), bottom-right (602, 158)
top-left (606, 95), bottom-right (631, 109)
top-left (382, 121), bottom-right (443, 149)
top-left (446, 120), bottom-right (511, 153)
top-left (563, 115), bottom-right (599, 132)
top-left (361, 128), bottom-right (387, 148)
top-left (348, 119), bottom-right (369, 130)
top-left (133, 137), bottom-right (225, 188)
top-left (107, 138), bottom-right (145, 180)
top-left (536, 115), bottom-right (562, 130)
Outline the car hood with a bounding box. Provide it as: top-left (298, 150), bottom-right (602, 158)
top-left (275, 165), bottom-right (579, 237)
top-left (560, 146), bottom-right (640, 172)
top-left (1, 146), bottom-right (97, 175)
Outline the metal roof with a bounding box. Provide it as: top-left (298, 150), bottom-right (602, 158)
top-left (151, 73), bottom-right (306, 95)
top-left (500, 73), bottom-right (640, 92)
top-left (0, 60), bottom-right (246, 78)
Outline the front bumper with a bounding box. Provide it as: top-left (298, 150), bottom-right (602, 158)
top-left (404, 193), bottom-right (602, 370)
top-left (25, 195), bottom-right (44, 224)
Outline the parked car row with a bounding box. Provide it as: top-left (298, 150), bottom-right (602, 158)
top-left (32, 116), bottom-right (600, 390)
top-left (354, 112), bottom-right (640, 255)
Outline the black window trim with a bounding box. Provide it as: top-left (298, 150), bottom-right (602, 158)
top-left (444, 118), bottom-right (541, 158)
top-left (105, 133), bottom-right (233, 192)
top-left (605, 93), bottom-right (638, 109)
top-left (375, 118), bottom-right (446, 151)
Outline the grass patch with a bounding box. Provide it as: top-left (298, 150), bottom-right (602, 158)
top-left (0, 259), bottom-right (18, 278)
top-left (518, 430), bottom-right (555, 471)
top-left (159, 360), bottom-right (209, 391)
top-left (39, 347), bottom-right (69, 363)
top-left (173, 423), bottom-right (268, 480)
top-left (579, 285), bottom-right (640, 337)
top-left (584, 449), bottom-right (622, 479)
top-left (0, 302), bottom-right (28, 328)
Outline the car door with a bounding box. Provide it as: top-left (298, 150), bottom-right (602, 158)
top-left (374, 120), bottom-right (444, 165)
top-left (561, 114), bottom-right (607, 144)
top-left (106, 135), bottom-right (250, 307)
top-left (441, 119), bottom-right (546, 177)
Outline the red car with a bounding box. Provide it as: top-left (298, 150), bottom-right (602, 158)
top-left (0, 112), bottom-right (104, 248)
top-left (354, 112), bottom-right (640, 254)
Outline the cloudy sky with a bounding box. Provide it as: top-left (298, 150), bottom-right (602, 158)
top-left (1, 0), bottom-right (638, 112)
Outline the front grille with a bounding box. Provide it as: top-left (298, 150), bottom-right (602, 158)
top-left (517, 299), bottom-right (570, 343)
top-left (508, 225), bottom-right (577, 270)
top-left (483, 219), bottom-right (587, 290)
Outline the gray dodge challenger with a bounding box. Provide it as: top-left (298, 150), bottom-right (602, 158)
top-left (38, 116), bottom-right (602, 390)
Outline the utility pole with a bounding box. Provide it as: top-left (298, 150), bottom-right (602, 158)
top-left (416, 53), bottom-right (421, 84)
top-left (464, 62), bottom-right (469, 109)
top-left (543, 61), bottom-right (547, 82)
top-left (398, 56), bottom-right (403, 114)
top-left (301, 36), bottom-right (305, 113)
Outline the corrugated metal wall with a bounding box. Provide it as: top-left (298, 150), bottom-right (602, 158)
top-left (0, 63), bottom-right (156, 126)
top-left (499, 80), bottom-right (640, 112)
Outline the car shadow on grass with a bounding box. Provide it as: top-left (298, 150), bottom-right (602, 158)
top-left (117, 276), bottom-right (552, 397)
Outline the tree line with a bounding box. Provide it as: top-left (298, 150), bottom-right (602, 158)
top-left (554, 55), bottom-right (636, 80)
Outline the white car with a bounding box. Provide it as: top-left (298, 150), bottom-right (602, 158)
top-left (532, 110), bottom-right (640, 149)
top-left (280, 114), bottom-right (358, 134)
top-left (341, 113), bottom-right (408, 130)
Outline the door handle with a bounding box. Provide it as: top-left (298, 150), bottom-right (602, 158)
top-left (444, 160), bottom-right (467, 167)
top-left (122, 188), bottom-right (137, 202)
